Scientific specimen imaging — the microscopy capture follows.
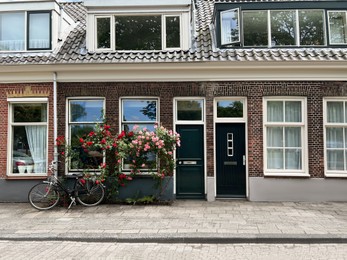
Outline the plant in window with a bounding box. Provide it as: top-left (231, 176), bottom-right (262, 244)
top-left (78, 122), bottom-right (180, 198)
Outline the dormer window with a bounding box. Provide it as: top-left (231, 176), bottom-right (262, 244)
top-left (215, 1), bottom-right (347, 48)
top-left (85, 0), bottom-right (191, 52)
top-left (0, 11), bottom-right (51, 51)
top-left (95, 14), bottom-right (181, 51)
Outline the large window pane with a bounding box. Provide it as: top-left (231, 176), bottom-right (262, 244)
top-left (115, 16), bottom-right (161, 50)
top-left (123, 100), bottom-right (157, 122)
top-left (299, 10), bottom-right (325, 46)
top-left (329, 12), bottom-right (347, 44)
top-left (285, 101), bottom-right (302, 122)
top-left (243, 11), bottom-right (267, 47)
top-left (217, 100), bottom-right (243, 118)
top-left (177, 100), bottom-right (203, 121)
top-left (28, 12), bottom-right (50, 49)
top-left (13, 103), bottom-right (47, 123)
top-left (166, 16), bottom-right (180, 48)
top-left (70, 100), bottom-right (104, 122)
top-left (221, 9), bottom-right (239, 45)
top-left (271, 10), bottom-right (296, 46)
top-left (327, 101), bottom-right (344, 123)
top-left (0, 13), bottom-right (24, 51)
top-left (267, 101), bottom-right (283, 122)
top-left (96, 17), bottom-right (111, 49)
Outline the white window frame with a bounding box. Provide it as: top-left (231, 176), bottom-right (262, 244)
top-left (240, 9), bottom-right (326, 47)
top-left (95, 16), bottom-right (113, 51)
top-left (0, 11), bottom-right (52, 52)
top-left (94, 13), bottom-right (184, 52)
top-left (327, 11), bottom-right (347, 45)
top-left (324, 98), bottom-right (347, 177)
top-left (66, 97), bottom-right (105, 173)
top-left (7, 98), bottom-right (49, 177)
top-left (120, 97), bottom-right (160, 173)
top-left (174, 97), bottom-right (205, 125)
top-left (220, 8), bottom-right (240, 46)
top-left (214, 97), bottom-right (247, 123)
top-left (263, 97), bottom-right (309, 177)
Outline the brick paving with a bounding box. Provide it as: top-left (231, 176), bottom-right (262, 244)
top-left (0, 200), bottom-right (347, 243)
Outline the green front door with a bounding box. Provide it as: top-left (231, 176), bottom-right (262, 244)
top-left (176, 125), bottom-right (204, 199)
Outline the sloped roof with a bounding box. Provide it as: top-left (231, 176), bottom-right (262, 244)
top-left (0, 0), bottom-right (347, 66)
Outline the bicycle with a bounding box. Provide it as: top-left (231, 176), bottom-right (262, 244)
top-left (28, 161), bottom-right (105, 210)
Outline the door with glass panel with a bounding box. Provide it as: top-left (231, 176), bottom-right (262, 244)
top-left (216, 123), bottom-right (246, 197)
top-left (175, 99), bottom-right (205, 199)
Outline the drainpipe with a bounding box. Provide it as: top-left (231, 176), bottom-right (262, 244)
top-left (53, 72), bottom-right (58, 177)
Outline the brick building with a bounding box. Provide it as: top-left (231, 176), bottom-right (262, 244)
top-left (1, 0), bottom-right (347, 202)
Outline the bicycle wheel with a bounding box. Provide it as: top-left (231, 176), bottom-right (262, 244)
top-left (28, 183), bottom-right (60, 210)
top-left (76, 180), bottom-right (105, 206)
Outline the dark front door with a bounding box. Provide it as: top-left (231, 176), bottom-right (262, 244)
top-left (216, 123), bottom-right (246, 197)
top-left (176, 125), bottom-right (204, 199)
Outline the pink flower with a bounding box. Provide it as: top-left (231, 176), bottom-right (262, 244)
top-left (141, 163), bottom-right (146, 168)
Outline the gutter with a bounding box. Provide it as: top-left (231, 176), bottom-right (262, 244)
top-left (53, 72), bottom-right (58, 177)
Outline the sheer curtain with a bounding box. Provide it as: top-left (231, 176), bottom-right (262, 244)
top-left (326, 102), bottom-right (345, 171)
top-left (0, 13), bottom-right (25, 51)
top-left (25, 126), bottom-right (47, 173)
top-left (267, 101), bottom-right (302, 170)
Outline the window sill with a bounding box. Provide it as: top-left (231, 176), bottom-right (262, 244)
top-left (6, 175), bottom-right (47, 180)
top-left (264, 172), bottom-right (310, 177)
top-left (325, 173), bottom-right (347, 178)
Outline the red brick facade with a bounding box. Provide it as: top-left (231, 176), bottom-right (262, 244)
top-left (2, 81), bottom-right (347, 180)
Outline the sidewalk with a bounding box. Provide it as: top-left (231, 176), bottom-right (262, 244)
top-left (1, 200), bottom-right (347, 244)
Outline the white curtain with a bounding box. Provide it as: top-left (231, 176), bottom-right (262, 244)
top-left (25, 126), bottom-right (47, 173)
top-left (326, 102), bottom-right (345, 171)
top-left (0, 13), bottom-right (25, 51)
top-left (28, 13), bottom-right (50, 49)
top-left (267, 101), bottom-right (302, 170)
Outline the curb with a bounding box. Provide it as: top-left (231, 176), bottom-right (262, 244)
top-left (1, 234), bottom-right (347, 244)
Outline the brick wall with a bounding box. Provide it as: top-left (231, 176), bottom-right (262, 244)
top-left (56, 81), bottom-right (347, 179)
top-left (0, 83), bottom-right (54, 179)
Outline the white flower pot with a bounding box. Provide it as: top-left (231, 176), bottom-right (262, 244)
top-left (26, 165), bottom-right (34, 174)
top-left (18, 165), bottom-right (26, 174)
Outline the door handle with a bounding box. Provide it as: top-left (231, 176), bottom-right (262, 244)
top-left (243, 155), bottom-right (246, 166)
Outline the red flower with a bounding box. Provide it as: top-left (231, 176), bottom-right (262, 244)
top-left (117, 131), bottom-right (126, 139)
top-left (79, 138), bottom-right (84, 143)
top-left (61, 151), bottom-right (65, 155)
top-left (56, 136), bottom-right (65, 146)
top-left (95, 180), bottom-right (100, 185)
top-left (86, 141), bottom-right (93, 146)
top-left (88, 131), bottom-right (95, 137)
top-left (103, 125), bottom-right (111, 130)
top-left (119, 173), bottom-right (127, 180)
top-left (80, 179), bottom-right (86, 185)
top-left (127, 131), bottom-right (134, 137)
top-left (100, 139), bottom-right (106, 144)
top-left (120, 183), bottom-right (125, 187)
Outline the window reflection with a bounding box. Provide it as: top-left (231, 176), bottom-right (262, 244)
top-left (217, 100), bottom-right (243, 118)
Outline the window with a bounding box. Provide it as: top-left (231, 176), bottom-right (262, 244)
top-left (221, 8), bottom-right (327, 47)
top-left (176, 100), bottom-right (203, 121)
top-left (68, 99), bottom-right (104, 171)
top-left (121, 98), bottom-right (159, 171)
top-left (8, 100), bottom-right (48, 176)
top-left (95, 15), bottom-right (181, 51)
top-left (221, 8), bottom-right (240, 45)
top-left (324, 100), bottom-right (347, 176)
top-left (121, 98), bottom-right (158, 132)
top-left (264, 98), bottom-right (307, 176)
top-left (0, 11), bottom-right (51, 51)
top-left (328, 11), bottom-right (347, 44)
top-left (216, 100), bottom-right (243, 118)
